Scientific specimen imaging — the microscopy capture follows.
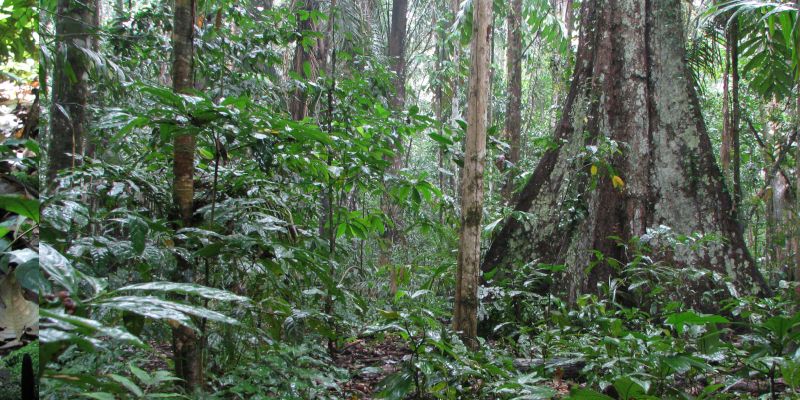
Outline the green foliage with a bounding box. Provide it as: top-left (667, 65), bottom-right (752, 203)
top-left (0, 0), bottom-right (36, 63)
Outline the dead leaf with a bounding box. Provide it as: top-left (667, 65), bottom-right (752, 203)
top-left (0, 273), bottom-right (38, 342)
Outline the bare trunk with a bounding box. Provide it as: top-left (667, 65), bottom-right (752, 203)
top-left (388, 0), bottom-right (407, 109)
top-left (170, 0), bottom-right (202, 390)
top-left (729, 18), bottom-right (742, 216)
top-left (454, 0), bottom-right (491, 348)
top-left (502, 0), bottom-right (522, 204)
top-left (289, 0), bottom-right (319, 120)
top-left (384, 0), bottom-right (408, 295)
top-left (720, 28), bottom-right (731, 175)
top-left (46, 0), bottom-right (92, 185)
top-left (482, 0), bottom-right (769, 308)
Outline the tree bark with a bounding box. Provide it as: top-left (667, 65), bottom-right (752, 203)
top-left (482, 0), bottom-right (769, 308)
top-left (46, 0), bottom-right (92, 185)
top-left (729, 17), bottom-right (742, 216)
top-left (170, 0), bottom-right (202, 391)
top-left (720, 23), bottom-right (731, 175)
top-left (289, 0), bottom-right (320, 120)
top-left (384, 0), bottom-right (408, 295)
top-left (502, 0), bottom-right (522, 204)
top-left (388, 0), bottom-right (407, 109)
top-left (454, 0), bottom-right (491, 348)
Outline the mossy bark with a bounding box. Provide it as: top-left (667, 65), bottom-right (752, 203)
top-left (482, 0), bottom-right (769, 307)
top-left (46, 0), bottom-right (93, 185)
top-left (454, 0), bottom-right (492, 348)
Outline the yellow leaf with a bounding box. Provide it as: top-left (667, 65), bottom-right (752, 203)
top-left (612, 175), bottom-right (625, 189)
top-left (590, 165), bottom-right (598, 176)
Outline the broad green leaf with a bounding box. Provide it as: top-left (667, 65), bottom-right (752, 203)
top-left (566, 388), bottom-right (615, 400)
top-left (115, 282), bottom-right (249, 302)
top-left (40, 309), bottom-right (145, 347)
top-left (665, 311), bottom-right (729, 334)
top-left (128, 215), bottom-right (148, 256)
top-left (40, 243), bottom-right (79, 293)
top-left (99, 295), bottom-right (239, 326)
top-left (0, 195), bottom-right (39, 223)
top-left (108, 374), bottom-right (144, 397)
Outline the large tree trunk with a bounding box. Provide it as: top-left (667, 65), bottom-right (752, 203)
top-left (482, 0), bottom-right (769, 307)
top-left (170, 0), bottom-right (202, 391)
top-left (453, 0), bottom-right (491, 348)
top-left (46, 0), bottom-right (92, 185)
top-left (388, 0), bottom-right (407, 109)
top-left (384, 0), bottom-right (407, 295)
top-left (502, 0), bottom-right (522, 204)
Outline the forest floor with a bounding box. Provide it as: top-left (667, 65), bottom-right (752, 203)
top-left (335, 336), bottom-right (412, 399)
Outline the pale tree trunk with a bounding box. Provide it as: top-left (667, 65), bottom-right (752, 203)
top-left (384, 0), bottom-right (407, 295)
top-left (170, 0), bottom-right (202, 391)
top-left (46, 0), bottom-right (92, 185)
top-left (502, 0), bottom-right (522, 204)
top-left (454, 0), bottom-right (491, 348)
top-left (482, 0), bottom-right (769, 308)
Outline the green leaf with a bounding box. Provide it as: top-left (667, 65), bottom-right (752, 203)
top-left (83, 393), bottom-right (117, 400)
top-left (375, 370), bottom-right (414, 400)
top-left (15, 257), bottom-right (45, 293)
top-left (40, 309), bottom-right (145, 347)
top-left (665, 311), bottom-right (729, 334)
top-left (108, 374), bottom-right (144, 397)
top-left (40, 243), bottom-right (78, 293)
top-left (99, 295), bottom-right (240, 326)
top-left (566, 388), bottom-right (615, 400)
top-left (115, 282), bottom-right (249, 302)
top-left (128, 216), bottom-right (148, 256)
top-left (429, 132), bottom-right (453, 145)
top-left (0, 195), bottom-right (39, 223)
top-left (303, 60), bottom-right (312, 78)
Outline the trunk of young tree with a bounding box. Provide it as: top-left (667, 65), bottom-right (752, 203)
top-left (46, 0), bottom-right (93, 185)
top-left (720, 25), bottom-right (731, 175)
top-left (502, 0), bottom-right (522, 204)
top-left (729, 17), bottom-right (742, 216)
top-left (289, 0), bottom-right (320, 120)
top-left (170, 0), bottom-right (202, 390)
top-left (454, 0), bottom-right (491, 349)
top-left (384, 0), bottom-right (407, 295)
top-left (450, 0), bottom-right (462, 126)
top-left (482, 0), bottom-right (769, 308)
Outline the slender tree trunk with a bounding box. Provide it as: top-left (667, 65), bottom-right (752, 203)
top-left (721, 26), bottom-right (731, 175)
top-left (170, 0), bottom-right (202, 391)
top-left (729, 17), bottom-right (742, 216)
top-left (454, 0), bottom-right (491, 349)
top-left (482, 0), bottom-right (769, 308)
top-left (46, 0), bottom-right (92, 185)
top-left (502, 0), bottom-right (522, 204)
top-left (384, 0), bottom-right (407, 295)
top-left (289, 0), bottom-right (319, 120)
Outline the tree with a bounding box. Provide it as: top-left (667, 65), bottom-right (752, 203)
top-left (502, 0), bottom-right (522, 203)
top-left (289, 0), bottom-right (320, 120)
top-left (170, 0), bottom-right (202, 390)
top-left (454, 0), bottom-right (491, 348)
top-left (46, 0), bottom-right (93, 184)
top-left (483, 0), bottom-right (770, 306)
top-left (384, 0), bottom-right (408, 295)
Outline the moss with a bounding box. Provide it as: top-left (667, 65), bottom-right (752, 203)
top-left (0, 341), bottom-right (39, 400)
